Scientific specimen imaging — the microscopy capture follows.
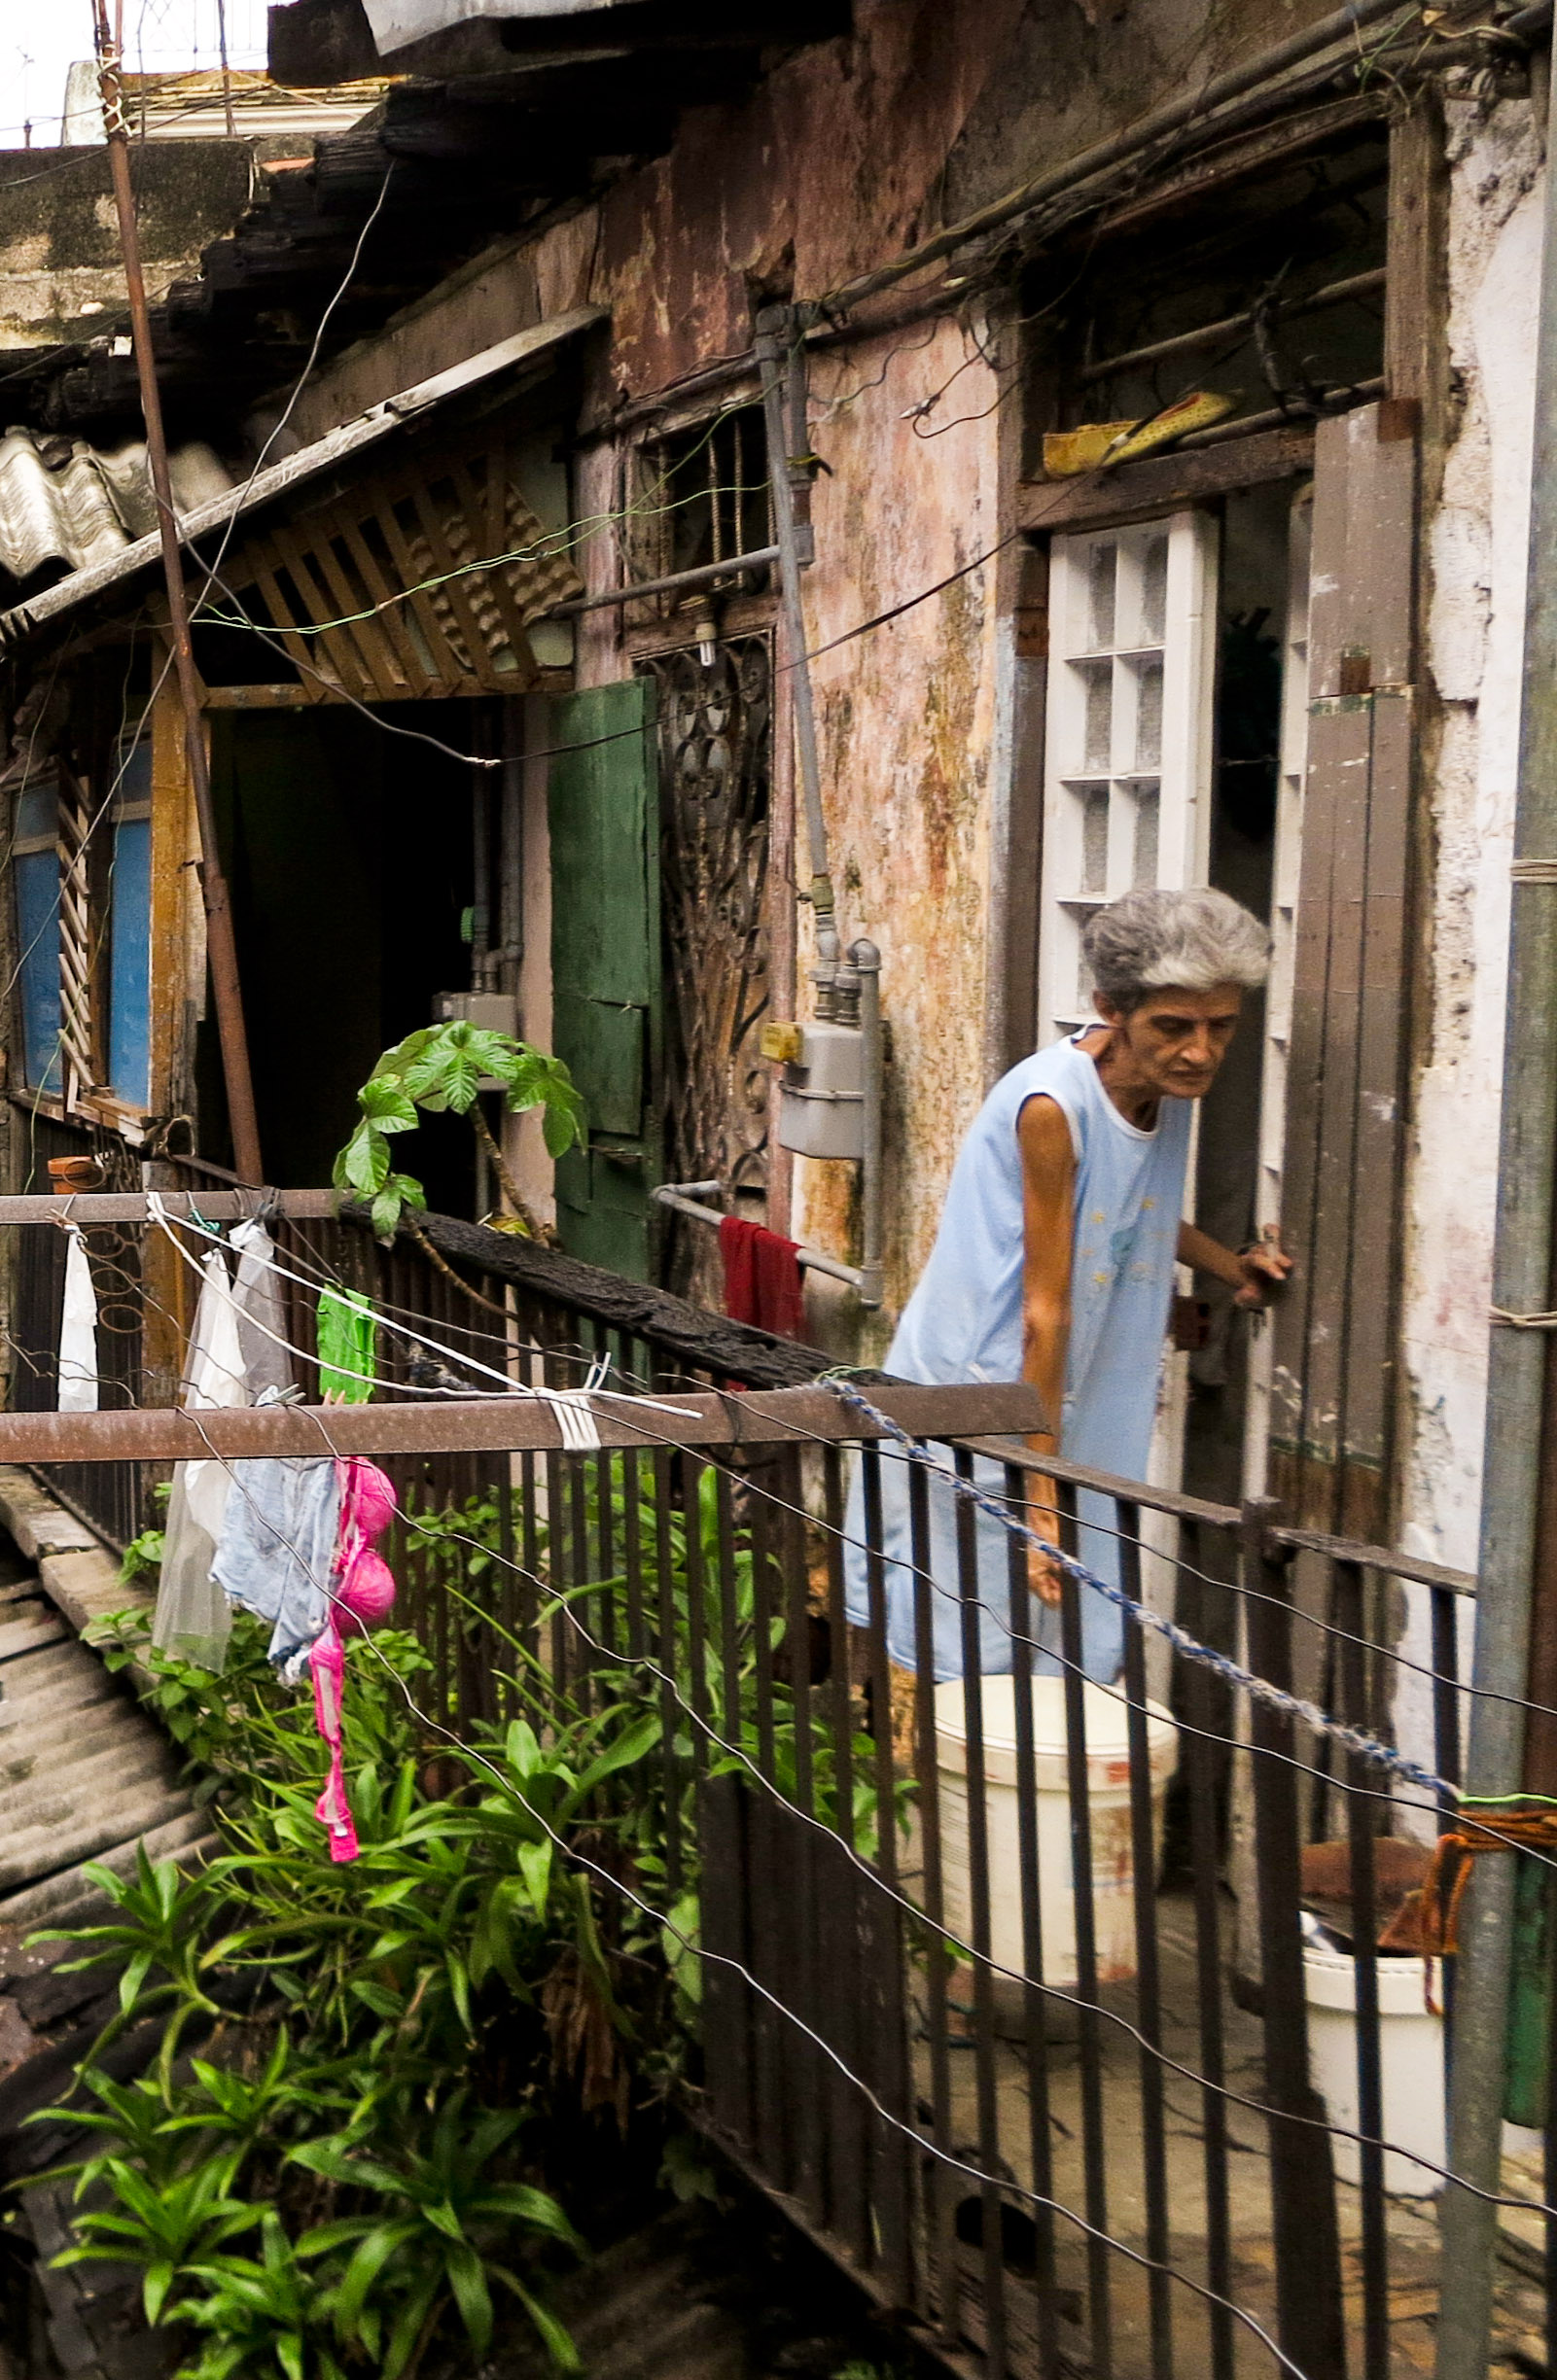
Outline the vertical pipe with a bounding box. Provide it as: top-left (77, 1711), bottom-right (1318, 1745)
top-left (1436, 51), bottom-right (1557, 2380)
top-left (754, 305), bottom-right (838, 999)
top-left (851, 937), bottom-right (885, 1312)
top-left (92, 0), bottom-right (262, 1184)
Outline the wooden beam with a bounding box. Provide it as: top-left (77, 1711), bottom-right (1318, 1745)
top-left (1017, 423), bottom-right (1315, 536)
top-left (0, 1189), bottom-right (341, 1224)
top-left (200, 683), bottom-right (316, 709)
top-left (0, 1380), bottom-right (1042, 1462)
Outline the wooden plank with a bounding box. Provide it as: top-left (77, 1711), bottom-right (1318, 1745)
top-left (0, 1189), bottom-right (340, 1224)
top-left (199, 683), bottom-right (316, 709)
top-left (446, 451), bottom-right (541, 689)
top-left (285, 502), bottom-right (410, 703)
top-left (406, 472), bottom-right (499, 684)
top-left (337, 509), bottom-right (437, 696)
top-left (1016, 424), bottom-right (1314, 537)
top-left (375, 492), bottom-right (471, 687)
top-left (266, 518), bottom-right (379, 704)
top-left (242, 539), bottom-right (336, 695)
top-left (1386, 94), bottom-right (1449, 421)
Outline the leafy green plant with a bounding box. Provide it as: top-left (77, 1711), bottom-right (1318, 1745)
top-left (292, 2097), bottom-right (581, 2375)
top-left (334, 1021), bottom-right (585, 1241)
top-left (24, 1621), bottom-right (654, 2376)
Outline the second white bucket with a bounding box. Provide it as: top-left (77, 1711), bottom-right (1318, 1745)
top-left (934, 1676), bottom-right (1178, 1989)
top-left (1303, 1948), bottom-right (1445, 2197)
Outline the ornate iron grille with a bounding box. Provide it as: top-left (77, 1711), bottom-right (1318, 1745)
top-left (640, 635), bottom-right (772, 1304)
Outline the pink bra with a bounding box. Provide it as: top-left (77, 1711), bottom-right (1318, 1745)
top-left (311, 1457), bottom-right (399, 1863)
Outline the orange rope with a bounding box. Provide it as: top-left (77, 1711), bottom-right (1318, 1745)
top-left (1418, 1803), bottom-right (1557, 1957)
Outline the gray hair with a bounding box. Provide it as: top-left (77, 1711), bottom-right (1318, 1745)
top-left (1081, 888), bottom-right (1269, 1013)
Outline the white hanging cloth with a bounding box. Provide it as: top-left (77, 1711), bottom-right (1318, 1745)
top-left (56, 1224), bottom-right (99, 1414)
top-left (152, 1242), bottom-right (249, 1672)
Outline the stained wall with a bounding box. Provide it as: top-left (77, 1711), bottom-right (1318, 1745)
top-left (1395, 92), bottom-right (1544, 1784)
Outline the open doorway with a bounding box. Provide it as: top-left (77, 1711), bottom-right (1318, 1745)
top-left (203, 701), bottom-right (482, 1206)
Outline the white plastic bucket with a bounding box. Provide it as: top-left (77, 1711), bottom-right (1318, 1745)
top-left (1303, 1948), bottom-right (1445, 2197)
top-left (934, 1676), bottom-right (1178, 1989)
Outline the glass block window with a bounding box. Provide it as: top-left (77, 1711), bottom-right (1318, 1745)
top-left (1038, 510), bottom-right (1219, 1043)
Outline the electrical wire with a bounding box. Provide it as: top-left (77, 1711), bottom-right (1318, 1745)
top-left (135, 1208), bottom-right (1504, 1740)
top-left (170, 1399), bottom-right (1330, 2380)
top-left (410, 1502), bottom-right (1532, 2212)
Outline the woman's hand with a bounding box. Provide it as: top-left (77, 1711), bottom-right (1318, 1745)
top-left (1026, 1489), bottom-right (1066, 1607)
top-left (1232, 1226), bottom-right (1294, 1311)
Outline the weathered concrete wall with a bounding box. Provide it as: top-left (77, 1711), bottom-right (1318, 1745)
top-left (793, 316), bottom-right (1004, 1341)
top-left (1395, 93), bottom-right (1543, 1784)
top-left (0, 142), bottom-right (256, 351)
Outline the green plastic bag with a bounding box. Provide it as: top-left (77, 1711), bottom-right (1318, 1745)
top-left (316, 1287), bottom-right (377, 1405)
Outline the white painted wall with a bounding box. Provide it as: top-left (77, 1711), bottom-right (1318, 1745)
top-left (1396, 94), bottom-right (1544, 1800)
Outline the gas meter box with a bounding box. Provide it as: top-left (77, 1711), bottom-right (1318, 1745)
top-left (776, 1021), bottom-right (866, 1161)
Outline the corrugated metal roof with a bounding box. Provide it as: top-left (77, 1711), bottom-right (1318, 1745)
top-left (0, 431), bottom-right (232, 585)
top-left (362, 0), bottom-right (628, 57)
top-left (0, 304), bottom-right (605, 647)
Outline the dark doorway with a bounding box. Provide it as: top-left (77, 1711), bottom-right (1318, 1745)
top-left (205, 702), bottom-right (477, 1207)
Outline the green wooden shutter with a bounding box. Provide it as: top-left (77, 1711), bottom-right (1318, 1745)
top-left (548, 679), bottom-right (662, 1279)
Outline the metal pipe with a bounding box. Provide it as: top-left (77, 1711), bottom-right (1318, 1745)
top-left (551, 545), bottom-right (779, 616)
top-left (0, 1379), bottom-right (1042, 1462)
top-left (830, 0), bottom-right (1416, 312)
top-left (1077, 267), bottom-right (1387, 387)
top-left (754, 305), bottom-right (839, 1003)
top-left (851, 937), bottom-right (884, 1311)
top-left (1435, 47), bottom-right (1557, 2380)
top-left (650, 1179), bottom-right (863, 1290)
top-left (92, 0), bottom-right (263, 1186)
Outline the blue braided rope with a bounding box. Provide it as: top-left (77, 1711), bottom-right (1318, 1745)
top-left (829, 1378), bottom-right (1449, 1802)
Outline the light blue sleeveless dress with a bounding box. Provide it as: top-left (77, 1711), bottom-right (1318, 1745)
top-left (843, 1032), bottom-right (1191, 1682)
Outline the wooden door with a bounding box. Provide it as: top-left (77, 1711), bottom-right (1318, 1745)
top-left (1267, 400), bottom-right (1417, 1538)
top-left (548, 680), bottom-right (663, 1280)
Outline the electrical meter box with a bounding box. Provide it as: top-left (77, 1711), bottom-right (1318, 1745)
top-left (434, 993), bottom-right (520, 1036)
top-left (777, 1021), bottom-right (866, 1161)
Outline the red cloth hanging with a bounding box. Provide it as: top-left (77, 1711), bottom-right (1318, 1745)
top-left (719, 1215), bottom-right (807, 1340)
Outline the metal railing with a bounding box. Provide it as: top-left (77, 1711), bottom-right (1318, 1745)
top-left (0, 1189), bottom-right (1508, 2380)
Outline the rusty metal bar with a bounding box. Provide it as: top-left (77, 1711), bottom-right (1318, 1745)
top-left (0, 1382), bottom-right (1042, 1462)
top-left (0, 1191), bottom-right (342, 1225)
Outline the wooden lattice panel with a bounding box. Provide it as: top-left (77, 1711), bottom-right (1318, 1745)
top-left (227, 426), bottom-right (584, 702)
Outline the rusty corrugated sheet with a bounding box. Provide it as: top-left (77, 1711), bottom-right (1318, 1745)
top-left (0, 429), bottom-right (231, 584)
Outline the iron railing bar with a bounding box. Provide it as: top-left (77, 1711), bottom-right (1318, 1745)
top-left (818, 1436), bottom-right (869, 2253)
top-left (1182, 1637), bottom-right (1236, 2380)
top-left (1337, 1557), bottom-right (1391, 2380)
top-left (953, 1444), bottom-right (1009, 2379)
top-left (1056, 1477), bottom-right (1114, 2380)
top-left (1004, 1458), bottom-right (1061, 2375)
top-left (912, 1452), bottom-right (961, 2351)
top-left (1118, 1498), bottom-right (1174, 2380)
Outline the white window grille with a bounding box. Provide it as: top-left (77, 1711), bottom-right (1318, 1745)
top-left (1038, 510), bottom-right (1219, 1043)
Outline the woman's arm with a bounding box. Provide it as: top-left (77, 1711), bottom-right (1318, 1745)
top-left (1018, 1094), bottom-right (1075, 1606)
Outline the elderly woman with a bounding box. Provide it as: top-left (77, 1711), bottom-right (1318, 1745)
top-left (844, 886), bottom-right (1291, 1685)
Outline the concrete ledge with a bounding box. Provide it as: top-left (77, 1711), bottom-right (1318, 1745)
top-left (0, 1467), bottom-right (151, 1637)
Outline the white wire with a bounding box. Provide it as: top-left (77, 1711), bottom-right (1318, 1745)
top-left (174, 1402), bottom-right (1312, 2380)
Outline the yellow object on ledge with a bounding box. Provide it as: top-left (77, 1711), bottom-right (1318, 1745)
top-left (1043, 390), bottom-right (1239, 477)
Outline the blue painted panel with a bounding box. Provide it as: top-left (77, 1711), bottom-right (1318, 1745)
top-left (108, 814), bottom-right (152, 1107)
top-left (15, 848), bottom-right (61, 1094)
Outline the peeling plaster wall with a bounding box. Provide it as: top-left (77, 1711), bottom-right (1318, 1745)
top-left (792, 317), bottom-right (1003, 1343)
top-left (1396, 95), bottom-right (1543, 1786)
